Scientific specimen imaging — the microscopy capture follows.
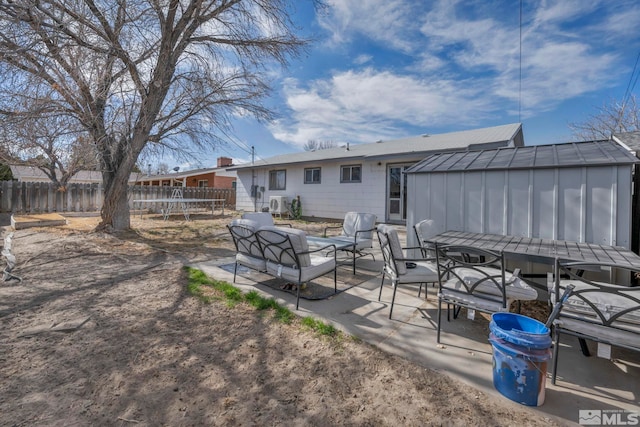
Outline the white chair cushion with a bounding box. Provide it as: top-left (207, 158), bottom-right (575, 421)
top-left (259, 226), bottom-right (311, 267)
top-left (445, 267), bottom-right (538, 301)
top-left (242, 212), bottom-right (275, 228)
top-left (397, 262), bottom-right (439, 284)
top-left (230, 218), bottom-right (260, 230)
top-left (555, 280), bottom-right (640, 326)
top-left (414, 219), bottom-right (438, 242)
top-left (236, 252), bottom-right (266, 271)
top-left (266, 256), bottom-right (336, 283)
top-left (342, 212), bottom-right (376, 240)
top-left (555, 317), bottom-right (640, 349)
top-left (440, 288), bottom-right (512, 312)
top-left (229, 219), bottom-right (263, 258)
top-left (378, 224), bottom-right (407, 275)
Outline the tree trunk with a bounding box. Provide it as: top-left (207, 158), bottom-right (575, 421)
top-left (97, 161), bottom-right (133, 232)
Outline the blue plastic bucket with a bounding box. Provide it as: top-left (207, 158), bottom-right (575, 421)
top-left (489, 313), bottom-right (552, 406)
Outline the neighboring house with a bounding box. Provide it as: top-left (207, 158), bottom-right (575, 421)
top-left (129, 157), bottom-right (237, 189)
top-left (227, 123), bottom-right (524, 223)
top-left (8, 165), bottom-right (102, 184)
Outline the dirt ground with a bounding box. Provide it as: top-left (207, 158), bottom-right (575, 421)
top-left (0, 212), bottom-right (558, 426)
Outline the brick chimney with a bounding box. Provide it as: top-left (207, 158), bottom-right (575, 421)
top-left (217, 156), bottom-right (233, 167)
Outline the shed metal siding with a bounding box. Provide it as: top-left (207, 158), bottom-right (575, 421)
top-left (407, 164), bottom-right (633, 248)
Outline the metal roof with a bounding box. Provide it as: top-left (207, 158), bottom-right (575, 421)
top-left (405, 140), bottom-right (639, 174)
top-left (227, 123), bottom-right (522, 170)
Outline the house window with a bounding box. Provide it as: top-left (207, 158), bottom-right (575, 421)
top-left (304, 167), bottom-right (321, 184)
top-left (197, 180), bottom-right (208, 188)
top-left (269, 169), bottom-right (286, 190)
top-left (340, 165), bottom-right (361, 183)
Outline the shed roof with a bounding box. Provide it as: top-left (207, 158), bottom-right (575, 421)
top-left (227, 123), bottom-right (522, 170)
top-left (405, 140), bottom-right (639, 174)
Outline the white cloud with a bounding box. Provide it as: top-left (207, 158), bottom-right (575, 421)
top-left (353, 54), bottom-right (373, 65)
top-left (271, 69), bottom-right (497, 147)
top-left (318, 0), bottom-right (416, 51)
top-left (270, 0), bottom-right (639, 148)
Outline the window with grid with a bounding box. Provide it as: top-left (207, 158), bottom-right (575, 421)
top-left (269, 169), bottom-right (286, 190)
top-left (340, 165), bottom-right (361, 183)
top-left (304, 167), bottom-right (321, 184)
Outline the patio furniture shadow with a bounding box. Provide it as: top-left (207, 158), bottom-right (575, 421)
top-left (219, 262), bottom-right (377, 301)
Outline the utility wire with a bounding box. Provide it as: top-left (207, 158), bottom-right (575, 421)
top-left (519, 0), bottom-right (523, 123)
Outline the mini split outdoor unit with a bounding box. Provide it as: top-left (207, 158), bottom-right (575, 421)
top-left (269, 196), bottom-right (287, 214)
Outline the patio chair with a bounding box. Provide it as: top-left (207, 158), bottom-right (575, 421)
top-left (241, 212), bottom-right (291, 228)
top-left (256, 226), bottom-right (337, 310)
top-left (376, 224), bottom-right (439, 319)
top-left (413, 219), bottom-right (438, 257)
top-left (550, 260), bottom-right (640, 385)
top-left (227, 218), bottom-right (266, 282)
top-left (435, 244), bottom-right (537, 343)
top-left (323, 212), bottom-right (377, 274)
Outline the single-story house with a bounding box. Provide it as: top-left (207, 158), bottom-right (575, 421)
top-left (129, 157), bottom-right (237, 189)
top-left (227, 123), bottom-right (524, 223)
top-left (8, 165), bottom-right (103, 184)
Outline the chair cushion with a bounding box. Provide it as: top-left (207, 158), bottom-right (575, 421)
top-left (414, 219), bottom-right (438, 242)
top-left (397, 261), bottom-right (439, 284)
top-left (440, 288), bottom-right (512, 312)
top-left (242, 212), bottom-right (275, 228)
top-left (236, 252), bottom-right (266, 271)
top-left (555, 280), bottom-right (640, 326)
top-left (555, 317), bottom-right (640, 349)
top-left (343, 212), bottom-right (376, 240)
top-left (259, 226), bottom-right (311, 267)
top-left (378, 224), bottom-right (406, 275)
top-left (230, 218), bottom-right (260, 230)
top-left (229, 219), bottom-right (262, 258)
top-left (444, 267), bottom-right (538, 301)
top-left (266, 256), bottom-right (336, 283)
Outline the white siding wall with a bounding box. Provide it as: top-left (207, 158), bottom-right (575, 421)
top-left (406, 165), bottom-right (633, 248)
top-left (234, 160), bottom-right (390, 220)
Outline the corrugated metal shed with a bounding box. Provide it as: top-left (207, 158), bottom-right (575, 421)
top-left (227, 123), bottom-right (523, 170)
top-left (406, 140), bottom-right (638, 174)
top-left (405, 139), bottom-right (638, 250)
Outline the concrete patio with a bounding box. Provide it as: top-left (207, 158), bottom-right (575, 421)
top-left (191, 226), bottom-right (640, 426)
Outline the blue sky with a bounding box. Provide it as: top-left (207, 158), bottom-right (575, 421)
top-left (177, 0), bottom-right (640, 168)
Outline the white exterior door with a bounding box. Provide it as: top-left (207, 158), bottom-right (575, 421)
top-left (387, 164), bottom-right (410, 222)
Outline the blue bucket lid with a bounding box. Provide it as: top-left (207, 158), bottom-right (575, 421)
top-left (490, 313), bottom-right (551, 350)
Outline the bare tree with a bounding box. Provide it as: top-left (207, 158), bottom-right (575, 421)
top-left (303, 139), bottom-right (337, 151)
top-left (569, 95), bottom-right (640, 141)
top-left (0, 107), bottom-right (98, 189)
top-left (0, 0), bottom-right (311, 231)
top-left (156, 163), bottom-right (170, 174)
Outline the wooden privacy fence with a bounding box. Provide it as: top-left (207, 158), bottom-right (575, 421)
top-left (0, 181), bottom-right (236, 214)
